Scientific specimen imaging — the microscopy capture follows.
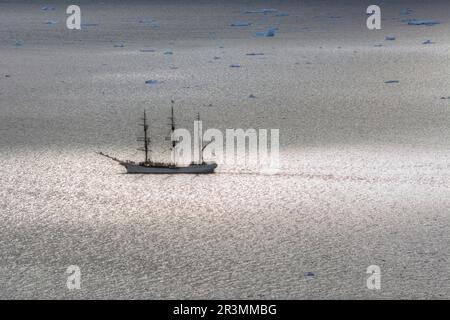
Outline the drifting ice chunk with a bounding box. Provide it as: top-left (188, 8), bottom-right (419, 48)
top-left (140, 48), bottom-right (155, 52)
top-left (230, 22), bottom-right (252, 27)
top-left (139, 18), bottom-right (152, 23)
top-left (139, 18), bottom-right (159, 27)
top-left (81, 23), bottom-right (99, 27)
top-left (400, 8), bottom-right (413, 16)
top-left (255, 28), bottom-right (276, 37)
top-left (385, 36), bottom-right (396, 41)
top-left (245, 8), bottom-right (278, 14)
top-left (41, 5), bottom-right (55, 11)
top-left (385, 80), bottom-right (400, 84)
top-left (406, 19), bottom-right (440, 26)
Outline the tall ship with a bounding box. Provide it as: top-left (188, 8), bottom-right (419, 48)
top-left (99, 103), bottom-right (217, 174)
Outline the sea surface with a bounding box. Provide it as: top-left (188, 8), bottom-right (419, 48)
top-left (1, 0), bottom-right (450, 299)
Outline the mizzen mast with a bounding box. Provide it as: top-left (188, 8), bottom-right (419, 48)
top-left (168, 100), bottom-right (177, 165)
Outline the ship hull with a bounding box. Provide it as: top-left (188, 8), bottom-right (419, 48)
top-left (120, 162), bottom-right (217, 174)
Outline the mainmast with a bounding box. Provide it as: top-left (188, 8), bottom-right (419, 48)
top-left (137, 110), bottom-right (151, 164)
top-left (169, 100), bottom-right (176, 164)
top-left (196, 112), bottom-right (203, 164)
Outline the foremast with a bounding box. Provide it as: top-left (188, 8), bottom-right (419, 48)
top-left (137, 110), bottom-right (151, 164)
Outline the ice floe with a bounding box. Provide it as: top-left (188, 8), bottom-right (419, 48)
top-left (405, 19), bottom-right (440, 26)
top-left (41, 5), bottom-right (55, 11)
top-left (400, 8), bottom-right (413, 15)
top-left (81, 23), bottom-right (99, 28)
top-left (140, 48), bottom-right (155, 52)
top-left (139, 18), bottom-right (160, 27)
top-left (244, 8), bottom-right (278, 14)
top-left (44, 20), bottom-right (58, 25)
top-left (230, 22), bottom-right (252, 27)
top-left (255, 28), bottom-right (276, 37)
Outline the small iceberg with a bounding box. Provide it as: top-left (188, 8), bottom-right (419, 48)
top-left (230, 21), bottom-right (252, 27)
top-left (406, 19), bottom-right (440, 26)
top-left (245, 8), bottom-right (278, 14)
top-left (139, 18), bottom-right (160, 27)
top-left (139, 18), bottom-right (152, 23)
top-left (81, 23), bottom-right (99, 28)
top-left (140, 48), bottom-right (155, 52)
top-left (44, 20), bottom-right (58, 25)
top-left (41, 5), bottom-right (55, 11)
top-left (385, 80), bottom-right (399, 84)
top-left (400, 8), bottom-right (413, 16)
top-left (255, 28), bottom-right (276, 37)
top-left (385, 36), bottom-right (396, 41)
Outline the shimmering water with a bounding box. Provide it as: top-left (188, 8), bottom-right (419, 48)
top-left (1, 0), bottom-right (450, 299)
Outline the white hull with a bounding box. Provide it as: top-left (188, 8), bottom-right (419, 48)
top-left (120, 162), bottom-right (217, 174)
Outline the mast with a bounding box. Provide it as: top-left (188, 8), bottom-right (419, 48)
top-left (197, 112), bottom-right (203, 164)
top-left (169, 100), bottom-right (176, 164)
top-left (137, 110), bottom-right (151, 164)
top-left (170, 101), bottom-right (175, 144)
